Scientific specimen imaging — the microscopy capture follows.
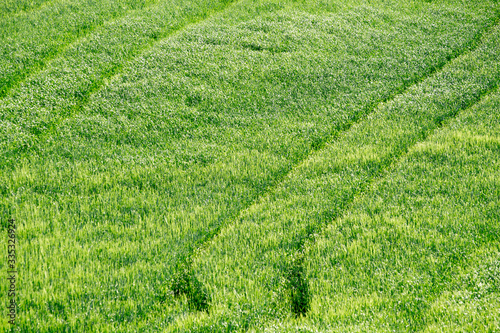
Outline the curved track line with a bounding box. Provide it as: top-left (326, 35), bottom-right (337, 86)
top-left (326, 79), bottom-right (500, 239)
top-left (187, 14), bottom-right (500, 263)
top-left (0, 0), bottom-right (163, 99)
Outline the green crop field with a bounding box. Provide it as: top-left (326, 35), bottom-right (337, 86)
top-left (0, 0), bottom-right (499, 331)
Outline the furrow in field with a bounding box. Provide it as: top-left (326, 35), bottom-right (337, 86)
top-left (0, 0), bottom-right (164, 99)
top-left (267, 85), bottom-right (500, 332)
top-left (178, 20), bottom-right (500, 331)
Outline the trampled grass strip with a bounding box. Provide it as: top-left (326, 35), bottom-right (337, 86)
top-left (271, 86), bottom-right (500, 332)
top-left (181, 19), bottom-right (500, 331)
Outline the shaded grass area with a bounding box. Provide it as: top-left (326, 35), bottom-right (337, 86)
top-left (0, 0), bottom-right (499, 331)
top-left (170, 259), bottom-right (211, 313)
top-left (183, 19), bottom-right (500, 331)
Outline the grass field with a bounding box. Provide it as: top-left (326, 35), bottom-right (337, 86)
top-left (1, 0), bottom-right (499, 332)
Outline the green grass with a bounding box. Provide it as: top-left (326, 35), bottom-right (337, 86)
top-left (181, 10), bottom-right (500, 332)
top-left (265, 81), bottom-right (500, 333)
top-left (0, 0), bottom-right (154, 97)
top-left (0, 0), bottom-right (54, 17)
top-left (0, 0), bottom-right (499, 331)
top-left (0, 0), bottom-right (230, 99)
top-left (0, 0), bottom-right (239, 158)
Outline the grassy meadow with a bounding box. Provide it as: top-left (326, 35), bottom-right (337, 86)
top-left (0, 0), bottom-right (499, 331)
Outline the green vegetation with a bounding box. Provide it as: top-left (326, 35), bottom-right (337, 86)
top-left (0, 0), bottom-right (152, 97)
top-left (0, 0), bottom-right (237, 99)
top-left (171, 260), bottom-right (210, 313)
top-left (266, 80), bottom-right (500, 333)
top-left (183, 16), bottom-right (500, 331)
top-left (0, 0), bottom-right (238, 157)
top-left (0, 0), bottom-right (499, 331)
top-left (0, 0), bottom-right (53, 17)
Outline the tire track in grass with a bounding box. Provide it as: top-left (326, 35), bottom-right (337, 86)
top-left (1, 2), bottom-right (496, 328)
top-left (277, 21), bottom-right (500, 319)
top-left (267, 22), bottom-right (500, 322)
top-left (166, 5), bottom-right (500, 318)
top-left (55, 0), bottom-right (242, 122)
top-left (177, 18), bottom-right (500, 330)
top-left (344, 78), bottom-right (500, 226)
top-left (289, 85), bottom-right (500, 333)
top-left (188, 7), bottom-right (500, 256)
top-left (0, 0), bottom-right (242, 164)
top-left (290, 79), bottom-right (500, 321)
top-left (263, 86), bottom-right (500, 332)
top-left (0, 0), bottom-right (165, 99)
top-left (6, 3), bottom-right (488, 325)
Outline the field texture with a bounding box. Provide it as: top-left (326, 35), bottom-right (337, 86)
top-left (1, 0), bottom-right (499, 332)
